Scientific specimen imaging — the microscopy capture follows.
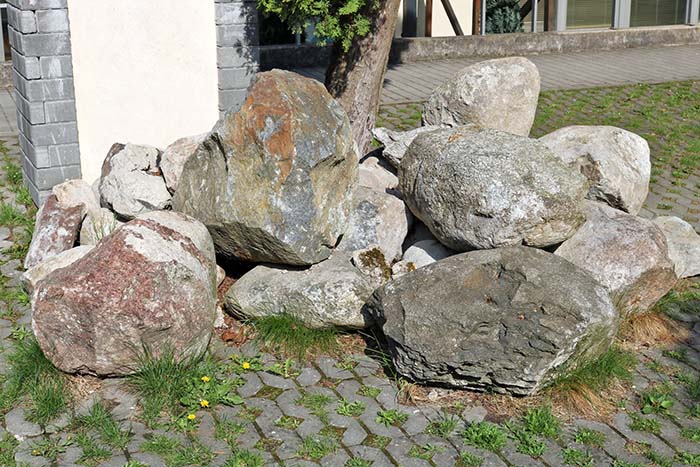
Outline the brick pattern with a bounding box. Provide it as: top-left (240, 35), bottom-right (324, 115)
top-left (7, 0), bottom-right (79, 205)
top-left (215, 0), bottom-right (259, 114)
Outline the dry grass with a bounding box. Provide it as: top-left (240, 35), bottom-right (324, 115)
top-left (620, 311), bottom-right (691, 348)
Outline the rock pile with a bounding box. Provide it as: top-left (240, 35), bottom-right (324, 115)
top-left (23, 61), bottom-right (697, 395)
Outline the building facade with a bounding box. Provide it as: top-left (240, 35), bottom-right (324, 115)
top-left (8, 0), bottom-right (259, 204)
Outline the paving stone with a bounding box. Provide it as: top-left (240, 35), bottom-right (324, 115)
top-left (236, 421), bottom-right (261, 450)
top-left (97, 454), bottom-right (128, 467)
top-left (348, 445), bottom-right (394, 467)
top-left (238, 371), bottom-right (264, 398)
top-left (358, 409), bottom-right (404, 438)
top-left (385, 435), bottom-right (432, 467)
top-left (461, 405), bottom-right (488, 423)
top-left (572, 418), bottom-right (648, 465)
top-left (321, 450), bottom-right (350, 466)
top-left (612, 412), bottom-right (676, 457)
top-left (296, 366), bottom-right (322, 387)
top-left (100, 379), bottom-right (138, 421)
top-left (259, 370), bottom-right (297, 390)
top-left (14, 439), bottom-right (50, 467)
top-left (316, 356), bottom-right (354, 380)
top-left (130, 451), bottom-right (167, 467)
top-left (501, 441), bottom-right (549, 467)
top-left (5, 407), bottom-right (42, 440)
top-left (296, 414), bottom-right (325, 438)
top-left (402, 408), bottom-right (430, 436)
top-left (276, 389), bottom-right (312, 419)
top-left (253, 398), bottom-right (284, 434)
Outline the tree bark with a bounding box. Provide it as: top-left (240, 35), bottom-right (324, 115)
top-left (324, 0), bottom-right (402, 155)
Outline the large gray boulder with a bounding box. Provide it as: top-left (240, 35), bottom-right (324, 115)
top-left (653, 216), bottom-right (700, 279)
top-left (32, 211), bottom-right (217, 376)
top-left (422, 57), bottom-right (540, 136)
top-left (173, 70), bottom-right (358, 266)
top-left (339, 187), bottom-right (411, 263)
top-left (225, 253), bottom-right (375, 329)
top-left (372, 126), bottom-right (440, 169)
top-left (368, 246), bottom-right (619, 396)
top-left (556, 203), bottom-right (677, 316)
top-left (99, 143), bottom-right (172, 219)
top-left (540, 126), bottom-right (650, 215)
top-left (400, 127), bottom-right (588, 250)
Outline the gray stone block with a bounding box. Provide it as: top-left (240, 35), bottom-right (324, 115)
top-left (7, 5), bottom-right (37, 33)
top-left (15, 89), bottom-right (45, 124)
top-left (217, 24), bottom-right (258, 48)
top-left (218, 66), bottom-right (256, 90)
top-left (215, 2), bottom-right (257, 25)
top-left (19, 133), bottom-right (80, 168)
top-left (217, 46), bottom-right (259, 68)
top-left (219, 88), bottom-right (248, 112)
top-left (8, 28), bottom-right (71, 57)
top-left (35, 9), bottom-right (69, 32)
top-left (17, 114), bottom-right (77, 146)
top-left (5, 407), bottom-right (43, 440)
top-left (44, 99), bottom-right (76, 123)
top-left (13, 70), bottom-right (74, 102)
top-left (11, 48), bottom-right (41, 79)
top-left (40, 55), bottom-right (72, 78)
top-left (7, 0), bottom-right (67, 9)
top-left (21, 154), bottom-right (80, 190)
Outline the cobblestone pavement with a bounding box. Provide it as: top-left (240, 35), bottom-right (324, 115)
top-left (293, 44), bottom-right (700, 105)
top-left (1, 136), bottom-right (700, 467)
top-left (377, 79), bottom-right (700, 232)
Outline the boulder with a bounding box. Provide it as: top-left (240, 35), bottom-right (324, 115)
top-left (368, 246), bottom-right (619, 395)
top-left (25, 179), bottom-right (101, 270)
top-left (422, 57), bottom-right (540, 136)
top-left (653, 216), bottom-right (700, 279)
top-left (400, 127), bottom-right (588, 250)
top-left (556, 203), bottom-right (677, 315)
top-left (32, 211), bottom-right (217, 376)
top-left (339, 187), bottom-right (411, 263)
top-left (358, 156), bottom-right (399, 193)
top-left (79, 208), bottom-right (121, 246)
top-left (540, 126), bottom-right (650, 215)
top-left (372, 126), bottom-right (440, 169)
top-left (160, 133), bottom-right (207, 194)
top-left (351, 246), bottom-right (392, 287)
top-left (99, 143), bottom-right (172, 220)
top-left (225, 253), bottom-right (375, 329)
top-left (173, 70), bottom-right (357, 266)
top-left (24, 195), bottom-right (84, 270)
top-left (22, 245), bottom-right (94, 294)
top-left (392, 239), bottom-right (454, 277)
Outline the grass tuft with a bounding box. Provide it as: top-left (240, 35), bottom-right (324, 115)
top-left (251, 314), bottom-right (339, 358)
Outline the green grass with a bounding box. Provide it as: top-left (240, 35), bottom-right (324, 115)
top-left (0, 432), bottom-right (19, 467)
top-left (251, 314), bottom-right (339, 358)
top-left (346, 458), bottom-right (373, 467)
top-left (375, 409), bottom-right (408, 427)
top-left (505, 421), bottom-right (547, 457)
top-left (75, 402), bottom-right (133, 450)
top-left (522, 405), bottom-right (559, 438)
top-left (612, 460), bottom-right (645, 467)
top-left (297, 391), bottom-right (334, 423)
top-left (425, 413), bottom-right (459, 438)
top-left (363, 434), bottom-right (390, 449)
top-left (548, 346), bottom-right (636, 398)
top-left (74, 432), bottom-right (112, 467)
top-left (141, 435), bottom-right (215, 467)
top-left (681, 427), bottom-right (700, 441)
top-left (296, 435), bottom-right (338, 460)
top-left (215, 416), bottom-right (246, 447)
top-left (127, 349), bottom-right (226, 427)
top-left (358, 385), bottom-right (381, 399)
top-left (640, 384), bottom-right (675, 416)
top-left (457, 451), bottom-right (484, 467)
top-left (275, 415), bottom-right (303, 430)
top-left (408, 443), bottom-right (442, 460)
top-left (646, 449), bottom-right (674, 467)
top-left (0, 337), bottom-right (69, 425)
top-left (562, 447), bottom-right (594, 467)
top-left (628, 413), bottom-right (662, 434)
top-left (574, 428), bottom-right (606, 447)
top-left (678, 451), bottom-right (700, 466)
top-left (462, 421), bottom-right (508, 452)
top-left (28, 436), bottom-right (73, 462)
top-left (336, 399), bottom-right (366, 417)
top-left (222, 449), bottom-right (264, 467)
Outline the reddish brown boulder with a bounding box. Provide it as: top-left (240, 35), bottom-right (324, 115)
top-left (32, 211), bottom-right (217, 376)
top-left (24, 195), bottom-right (84, 270)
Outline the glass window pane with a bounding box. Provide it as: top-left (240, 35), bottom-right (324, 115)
top-left (567, 0), bottom-right (613, 28)
top-left (630, 0), bottom-right (687, 26)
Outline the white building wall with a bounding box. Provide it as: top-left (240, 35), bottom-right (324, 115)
top-left (67, 0), bottom-right (220, 183)
top-left (396, 0), bottom-right (473, 37)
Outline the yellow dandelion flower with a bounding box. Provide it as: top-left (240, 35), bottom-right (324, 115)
top-left (187, 413), bottom-right (196, 420)
top-left (242, 361), bottom-right (251, 370)
top-left (200, 399), bottom-right (210, 408)
top-left (201, 376), bottom-right (211, 383)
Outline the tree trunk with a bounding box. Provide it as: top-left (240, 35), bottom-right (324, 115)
top-left (324, 0), bottom-right (402, 155)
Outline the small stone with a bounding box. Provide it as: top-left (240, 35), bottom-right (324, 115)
top-left (160, 133), bottom-right (207, 194)
top-left (22, 246), bottom-right (94, 294)
top-left (5, 407), bottom-right (43, 440)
